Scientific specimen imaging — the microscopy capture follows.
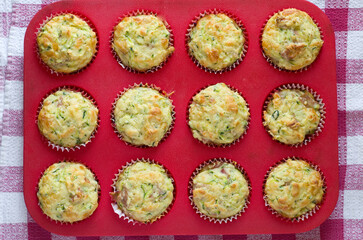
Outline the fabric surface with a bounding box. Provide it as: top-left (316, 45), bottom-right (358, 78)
top-left (0, 0), bottom-right (362, 239)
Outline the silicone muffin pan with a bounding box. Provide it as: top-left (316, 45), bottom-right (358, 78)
top-left (24, 0), bottom-right (338, 236)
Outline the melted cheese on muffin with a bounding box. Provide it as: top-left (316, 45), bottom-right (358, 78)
top-left (188, 13), bottom-right (245, 70)
top-left (114, 87), bottom-right (173, 147)
top-left (263, 89), bottom-right (321, 145)
top-left (111, 162), bottom-right (174, 223)
top-left (112, 15), bottom-right (174, 72)
top-left (188, 83), bottom-right (249, 145)
top-left (192, 163), bottom-right (249, 219)
top-left (37, 162), bottom-right (99, 223)
top-left (264, 159), bottom-right (324, 219)
top-left (37, 14), bottom-right (97, 73)
top-left (262, 8), bottom-right (323, 71)
top-left (38, 90), bottom-right (99, 148)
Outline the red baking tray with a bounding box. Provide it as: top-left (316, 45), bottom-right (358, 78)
top-left (23, 0), bottom-right (338, 236)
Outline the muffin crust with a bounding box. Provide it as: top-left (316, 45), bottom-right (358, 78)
top-left (264, 159), bottom-right (324, 219)
top-left (37, 162), bottom-right (99, 223)
top-left (192, 162), bottom-right (249, 219)
top-left (188, 83), bottom-right (249, 145)
top-left (188, 13), bottom-right (245, 71)
top-left (111, 161), bottom-right (174, 223)
top-left (112, 15), bottom-right (174, 72)
top-left (263, 89), bottom-right (321, 145)
top-left (113, 86), bottom-right (173, 147)
top-left (38, 89), bottom-right (99, 148)
top-left (37, 14), bottom-right (97, 73)
top-left (262, 8), bottom-right (323, 71)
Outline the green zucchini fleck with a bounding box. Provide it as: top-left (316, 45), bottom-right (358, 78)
top-left (272, 110), bottom-right (279, 120)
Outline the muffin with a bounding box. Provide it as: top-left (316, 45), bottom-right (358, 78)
top-left (110, 161), bottom-right (174, 223)
top-left (112, 14), bottom-right (174, 72)
top-left (37, 162), bottom-right (99, 223)
top-left (263, 88), bottom-right (321, 145)
top-left (261, 8), bottom-right (323, 71)
top-left (37, 14), bottom-right (97, 73)
top-left (187, 13), bottom-right (245, 71)
top-left (113, 86), bottom-right (173, 147)
top-left (37, 89), bottom-right (99, 149)
top-left (264, 159), bottom-right (325, 219)
top-left (188, 83), bottom-right (249, 146)
top-left (192, 161), bottom-right (249, 219)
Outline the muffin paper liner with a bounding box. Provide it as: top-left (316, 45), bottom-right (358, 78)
top-left (260, 8), bottom-right (324, 73)
top-left (186, 83), bottom-right (250, 148)
top-left (185, 9), bottom-right (248, 74)
top-left (36, 86), bottom-right (100, 152)
top-left (111, 82), bottom-right (175, 148)
top-left (36, 160), bottom-right (101, 224)
top-left (188, 158), bottom-right (251, 224)
top-left (262, 156), bottom-right (327, 222)
top-left (110, 10), bottom-right (174, 74)
top-left (110, 158), bottom-right (176, 225)
top-left (35, 12), bottom-right (99, 76)
top-left (262, 83), bottom-right (326, 147)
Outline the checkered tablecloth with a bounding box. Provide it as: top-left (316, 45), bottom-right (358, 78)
top-left (0, 0), bottom-right (362, 239)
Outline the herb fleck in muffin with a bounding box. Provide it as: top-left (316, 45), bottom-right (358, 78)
top-left (264, 159), bottom-right (324, 219)
top-left (37, 89), bottom-right (99, 148)
top-left (111, 161), bottom-right (174, 223)
top-left (113, 86), bottom-right (173, 147)
top-left (188, 13), bottom-right (245, 71)
top-left (37, 162), bottom-right (99, 223)
top-left (263, 89), bottom-right (321, 145)
top-left (192, 162), bottom-right (249, 219)
top-left (37, 14), bottom-right (97, 73)
top-left (262, 8), bottom-right (323, 71)
top-left (112, 14), bottom-right (174, 72)
top-left (188, 83), bottom-right (249, 145)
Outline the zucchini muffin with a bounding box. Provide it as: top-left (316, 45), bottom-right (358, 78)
top-left (263, 88), bottom-right (321, 145)
top-left (113, 86), bottom-right (173, 147)
top-left (112, 14), bottom-right (174, 72)
top-left (110, 161), bottom-right (174, 223)
top-left (37, 162), bottom-right (99, 223)
top-left (37, 89), bottom-right (99, 149)
top-left (192, 162), bottom-right (249, 219)
top-left (188, 83), bottom-right (249, 145)
top-left (261, 8), bottom-right (323, 71)
top-left (37, 14), bottom-right (97, 73)
top-left (188, 13), bottom-right (245, 71)
top-left (264, 159), bottom-right (324, 219)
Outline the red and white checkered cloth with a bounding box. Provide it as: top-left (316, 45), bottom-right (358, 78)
top-left (0, 0), bottom-right (362, 239)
